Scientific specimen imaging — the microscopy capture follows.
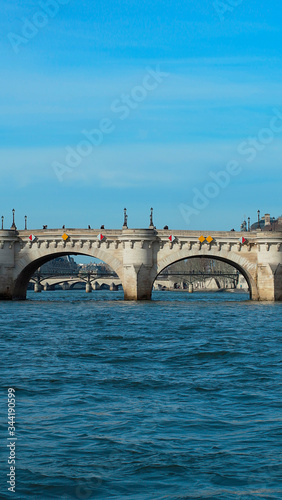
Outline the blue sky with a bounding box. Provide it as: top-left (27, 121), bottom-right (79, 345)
top-left (1, 0), bottom-right (282, 231)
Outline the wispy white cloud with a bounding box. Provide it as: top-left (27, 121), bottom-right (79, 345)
top-left (1, 138), bottom-right (282, 190)
top-left (1, 61), bottom-right (282, 133)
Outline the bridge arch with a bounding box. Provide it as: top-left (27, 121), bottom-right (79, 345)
top-left (155, 251), bottom-right (259, 300)
top-left (13, 249), bottom-right (123, 299)
top-left (69, 281), bottom-right (87, 290)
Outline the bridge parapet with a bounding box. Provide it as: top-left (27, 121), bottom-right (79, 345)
top-left (0, 227), bottom-right (281, 301)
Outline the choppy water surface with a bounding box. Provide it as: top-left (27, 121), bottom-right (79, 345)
top-left (1, 290), bottom-right (282, 500)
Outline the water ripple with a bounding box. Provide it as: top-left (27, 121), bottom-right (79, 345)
top-left (0, 290), bottom-right (281, 499)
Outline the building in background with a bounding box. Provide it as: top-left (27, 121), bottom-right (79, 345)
top-left (240, 213), bottom-right (282, 232)
top-left (251, 213), bottom-right (282, 231)
top-left (40, 256), bottom-right (79, 274)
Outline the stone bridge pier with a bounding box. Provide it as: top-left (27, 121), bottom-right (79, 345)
top-left (0, 226), bottom-right (281, 301)
top-left (121, 229), bottom-right (158, 300)
top-left (256, 235), bottom-right (282, 301)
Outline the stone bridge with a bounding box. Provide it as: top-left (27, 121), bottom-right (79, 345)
top-left (0, 226), bottom-right (281, 301)
top-left (32, 276), bottom-right (123, 292)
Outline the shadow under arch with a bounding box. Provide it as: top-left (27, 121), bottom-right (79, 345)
top-left (154, 254), bottom-right (256, 300)
top-left (13, 251), bottom-right (123, 300)
top-left (69, 281), bottom-right (88, 290)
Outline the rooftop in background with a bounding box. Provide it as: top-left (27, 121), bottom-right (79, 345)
top-left (251, 214), bottom-right (282, 232)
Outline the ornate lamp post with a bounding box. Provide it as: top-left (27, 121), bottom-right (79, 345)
top-left (11, 209), bottom-right (17, 230)
top-left (24, 215), bottom-right (27, 230)
top-left (257, 210), bottom-right (260, 230)
top-left (1, 216), bottom-right (3, 230)
top-left (149, 207), bottom-right (154, 228)
top-left (123, 208), bottom-right (128, 228)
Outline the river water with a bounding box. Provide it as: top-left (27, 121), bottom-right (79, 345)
top-left (1, 290), bottom-right (282, 500)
